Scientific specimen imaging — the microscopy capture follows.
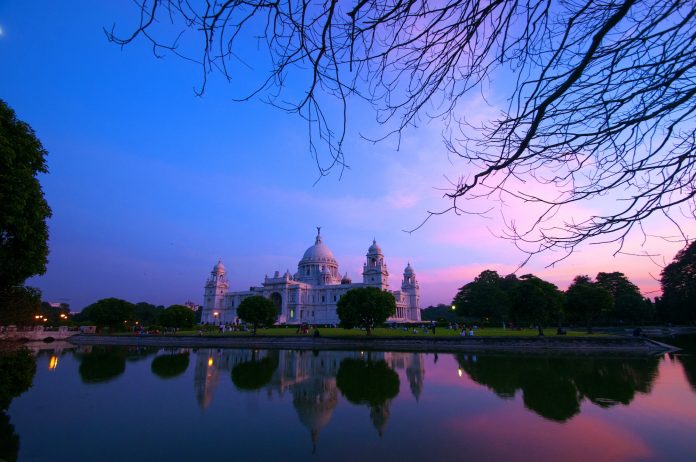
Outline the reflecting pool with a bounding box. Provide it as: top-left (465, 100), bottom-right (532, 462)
top-left (3, 340), bottom-right (696, 462)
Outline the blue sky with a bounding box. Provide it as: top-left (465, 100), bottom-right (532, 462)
top-left (1, 1), bottom-right (691, 310)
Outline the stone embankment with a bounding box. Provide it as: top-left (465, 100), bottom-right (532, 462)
top-left (69, 334), bottom-right (678, 355)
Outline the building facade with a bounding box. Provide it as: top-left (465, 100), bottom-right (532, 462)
top-left (201, 228), bottom-right (421, 325)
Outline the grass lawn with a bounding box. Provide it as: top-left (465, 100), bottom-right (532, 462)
top-left (167, 326), bottom-right (600, 338)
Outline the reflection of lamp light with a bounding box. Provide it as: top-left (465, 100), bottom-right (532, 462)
top-left (49, 356), bottom-right (58, 370)
top-left (457, 368), bottom-right (463, 377)
top-left (208, 357), bottom-right (214, 367)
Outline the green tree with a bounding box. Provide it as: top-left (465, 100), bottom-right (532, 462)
top-left (0, 100), bottom-right (52, 291)
top-left (660, 240), bottom-right (696, 324)
top-left (0, 286), bottom-right (41, 326)
top-left (159, 305), bottom-right (195, 329)
top-left (336, 287), bottom-right (396, 335)
top-left (236, 296), bottom-right (278, 335)
top-left (510, 275), bottom-right (563, 336)
top-left (76, 298), bottom-right (135, 331)
top-left (565, 276), bottom-right (613, 333)
top-left (133, 302), bottom-right (163, 325)
top-left (452, 270), bottom-right (518, 322)
top-left (596, 272), bottom-right (647, 324)
top-left (151, 352), bottom-right (190, 379)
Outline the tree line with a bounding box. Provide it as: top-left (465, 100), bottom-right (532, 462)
top-left (451, 240), bottom-right (696, 330)
top-left (71, 299), bottom-right (199, 332)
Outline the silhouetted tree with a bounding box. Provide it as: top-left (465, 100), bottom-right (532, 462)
top-left (453, 270), bottom-right (517, 322)
top-left (336, 287), bottom-right (396, 335)
top-left (510, 274), bottom-right (563, 335)
top-left (566, 275), bottom-right (613, 333)
top-left (76, 298), bottom-right (135, 331)
top-left (0, 99), bottom-right (52, 291)
top-left (109, 1), bottom-right (695, 257)
top-left (660, 241), bottom-right (696, 323)
top-left (0, 286), bottom-right (41, 326)
top-left (237, 296), bottom-right (278, 335)
top-left (596, 272), bottom-right (648, 324)
top-left (159, 305), bottom-right (196, 329)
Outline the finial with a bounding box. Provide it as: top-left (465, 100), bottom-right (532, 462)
top-left (315, 226), bottom-right (322, 244)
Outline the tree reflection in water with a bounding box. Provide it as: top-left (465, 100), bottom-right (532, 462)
top-left (336, 357), bottom-right (400, 436)
top-left (456, 354), bottom-right (659, 422)
top-left (231, 351), bottom-right (279, 391)
top-left (0, 348), bottom-right (36, 462)
top-left (78, 347), bottom-right (127, 384)
top-left (151, 352), bottom-right (190, 379)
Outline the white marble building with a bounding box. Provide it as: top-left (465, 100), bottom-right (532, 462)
top-left (201, 228), bottom-right (421, 325)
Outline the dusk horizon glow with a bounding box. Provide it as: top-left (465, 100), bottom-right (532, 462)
top-left (1, 2), bottom-right (692, 311)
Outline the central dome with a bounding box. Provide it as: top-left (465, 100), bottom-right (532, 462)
top-left (300, 228), bottom-right (337, 264)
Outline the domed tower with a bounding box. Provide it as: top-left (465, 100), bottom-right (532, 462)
top-left (402, 263), bottom-right (421, 321)
top-left (362, 239), bottom-right (389, 290)
top-left (296, 227), bottom-right (339, 285)
top-left (203, 260), bottom-right (228, 324)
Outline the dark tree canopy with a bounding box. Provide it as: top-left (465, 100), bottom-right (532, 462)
top-left (110, 1), bottom-right (695, 257)
top-left (0, 286), bottom-right (41, 326)
top-left (565, 276), bottom-right (614, 333)
top-left (660, 240), bottom-right (696, 323)
top-left (159, 304), bottom-right (195, 329)
top-left (336, 287), bottom-right (396, 335)
top-left (595, 272), bottom-right (648, 323)
top-left (0, 99), bottom-right (51, 290)
top-left (452, 270), bottom-right (517, 322)
top-left (133, 302), bottom-right (164, 325)
top-left (76, 298), bottom-right (135, 331)
top-left (510, 274), bottom-right (563, 335)
top-left (237, 295), bottom-right (278, 334)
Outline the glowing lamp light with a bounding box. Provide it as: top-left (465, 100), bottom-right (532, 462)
top-left (49, 356), bottom-right (58, 370)
top-left (208, 357), bottom-right (214, 367)
top-left (457, 368), bottom-right (463, 377)
top-left (451, 305), bottom-right (456, 311)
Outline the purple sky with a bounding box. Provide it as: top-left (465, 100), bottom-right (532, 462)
top-left (1, 2), bottom-right (692, 311)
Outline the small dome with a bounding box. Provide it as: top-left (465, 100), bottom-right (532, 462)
top-left (341, 273), bottom-right (352, 284)
top-left (404, 262), bottom-right (415, 275)
top-left (213, 260), bottom-right (225, 273)
top-left (368, 239), bottom-right (382, 255)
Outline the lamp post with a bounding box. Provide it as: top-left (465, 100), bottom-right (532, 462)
top-left (213, 311), bottom-right (219, 325)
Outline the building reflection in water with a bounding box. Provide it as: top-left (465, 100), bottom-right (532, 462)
top-left (192, 349), bottom-right (425, 448)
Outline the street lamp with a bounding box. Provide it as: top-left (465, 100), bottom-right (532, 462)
top-left (213, 311), bottom-right (219, 324)
top-left (451, 305), bottom-right (456, 311)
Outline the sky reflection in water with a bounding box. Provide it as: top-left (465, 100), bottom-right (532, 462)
top-left (5, 343), bottom-right (696, 462)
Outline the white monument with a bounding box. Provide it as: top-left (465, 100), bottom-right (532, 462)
top-left (201, 228), bottom-right (421, 324)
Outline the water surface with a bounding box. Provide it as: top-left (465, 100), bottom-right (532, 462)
top-left (4, 339), bottom-right (696, 462)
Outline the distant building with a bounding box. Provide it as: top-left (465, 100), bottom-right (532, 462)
top-left (201, 228), bottom-right (421, 325)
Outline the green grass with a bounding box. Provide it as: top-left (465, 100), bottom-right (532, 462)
top-left (166, 326), bottom-right (602, 338)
